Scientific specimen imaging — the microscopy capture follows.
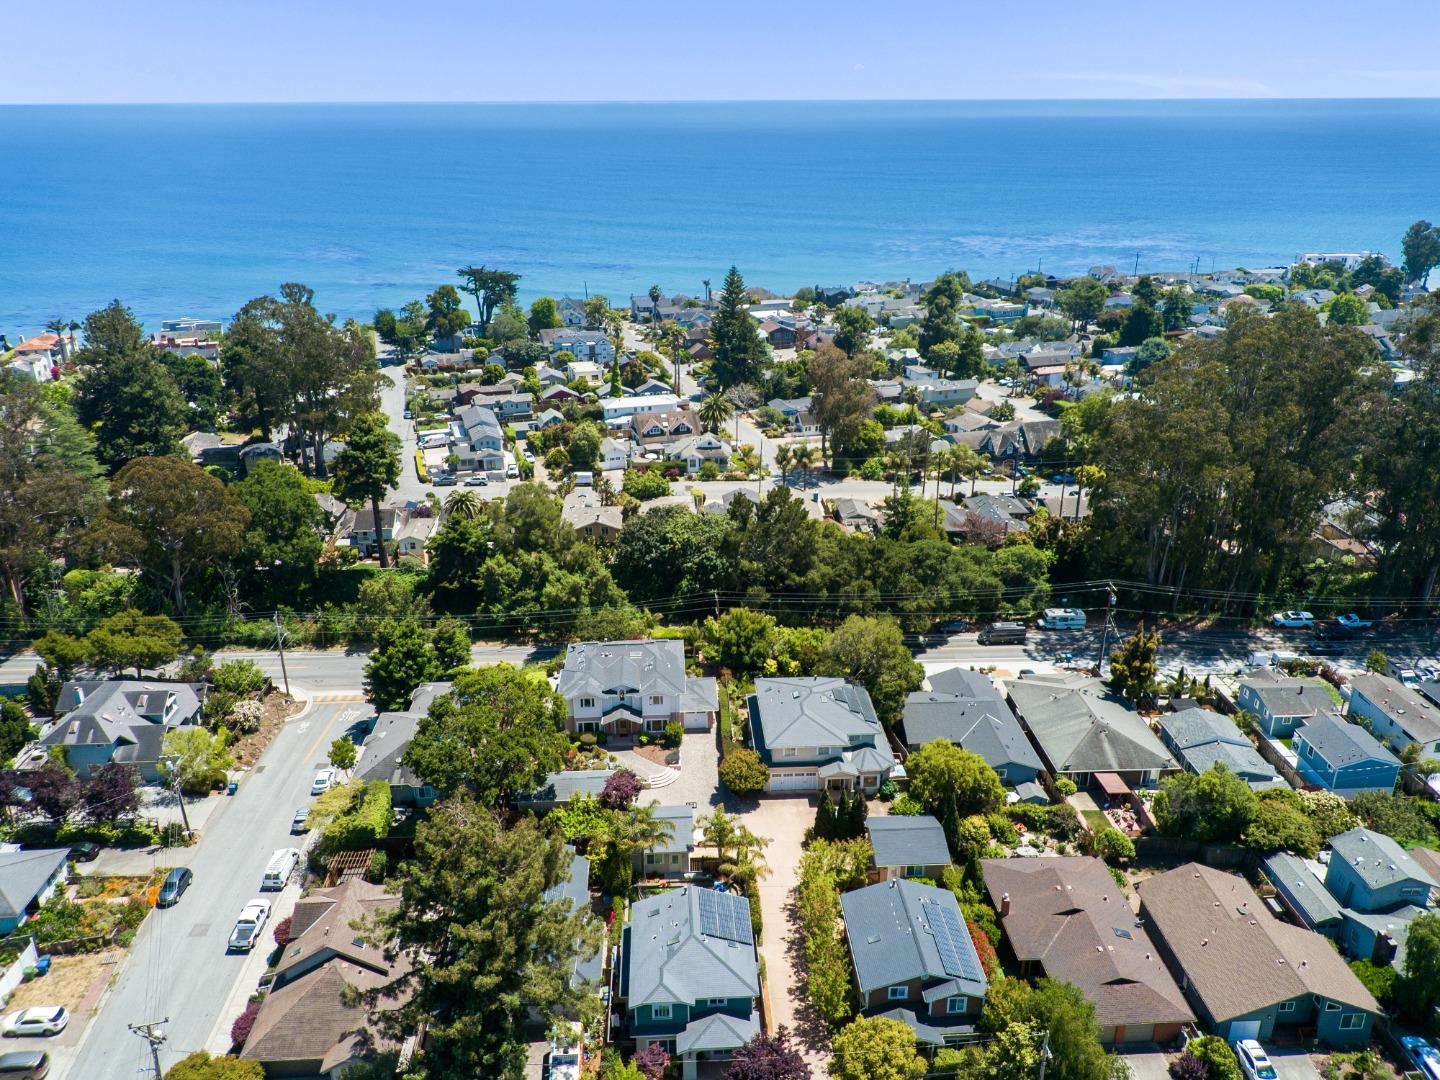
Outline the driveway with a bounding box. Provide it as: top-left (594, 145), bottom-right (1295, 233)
top-left (1119, 1050), bottom-right (1173, 1080)
top-left (737, 797), bottom-right (829, 1071)
top-left (1270, 1050), bottom-right (1323, 1080)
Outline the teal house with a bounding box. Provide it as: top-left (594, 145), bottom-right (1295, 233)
top-left (618, 886), bottom-right (759, 1079)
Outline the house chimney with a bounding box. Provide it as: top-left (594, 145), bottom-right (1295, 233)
top-left (1000, 892), bottom-right (1011, 917)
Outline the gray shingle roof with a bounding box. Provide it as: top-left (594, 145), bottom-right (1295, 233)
top-left (1137, 864), bottom-right (1379, 1021)
top-left (650, 804), bottom-right (696, 856)
top-left (1261, 852), bottom-right (1343, 929)
top-left (676, 1011), bottom-right (760, 1055)
top-left (544, 849), bottom-right (603, 986)
top-left (623, 886), bottom-right (759, 1008)
top-left (1239, 672), bottom-right (1336, 720)
top-left (867, 816), bottom-right (951, 869)
top-left (44, 680), bottom-right (202, 751)
top-left (750, 677), bottom-right (882, 752)
top-left (1349, 673), bottom-right (1440, 743)
top-left (1007, 676), bottom-right (1176, 775)
top-left (0, 849), bottom-right (69, 919)
top-left (556, 640), bottom-right (688, 700)
top-left (356, 711), bottom-right (423, 789)
top-left (902, 693), bottom-right (1043, 773)
top-left (926, 667), bottom-right (1003, 700)
top-left (521, 769), bottom-right (617, 804)
top-left (981, 857), bottom-right (1193, 1030)
top-left (841, 879), bottom-right (987, 998)
top-left (1296, 714), bottom-right (1399, 769)
top-left (1328, 828), bottom-right (1437, 892)
top-left (1158, 707), bottom-right (1283, 790)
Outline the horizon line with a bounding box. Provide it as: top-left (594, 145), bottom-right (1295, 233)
top-left (5, 94), bottom-right (1440, 107)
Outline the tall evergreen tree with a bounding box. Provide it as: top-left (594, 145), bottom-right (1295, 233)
top-left (332, 412), bottom-right (401, 569)
top-left (710, 266), bottom-right (767, 388)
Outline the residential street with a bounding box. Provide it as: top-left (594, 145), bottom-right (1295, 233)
top-left (62, 702), bottom-right (363, 1079)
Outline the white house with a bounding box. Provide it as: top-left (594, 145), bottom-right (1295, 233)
top-left (599, 437), bottom-right (630, 471)
top-left (555, 639), bottom-right (719, 737)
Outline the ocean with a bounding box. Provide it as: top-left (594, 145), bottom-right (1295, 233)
top-left (1, 99), bottom-right (1437, 331)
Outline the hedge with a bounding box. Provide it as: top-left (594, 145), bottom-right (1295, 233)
top-left (319, 780), bottom-right (393, 854)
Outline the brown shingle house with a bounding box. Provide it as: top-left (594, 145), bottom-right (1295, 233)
top-left (981, 857), bottom-right (1193, 1045)
top-left (240, 880), bottom-right (413, 1077)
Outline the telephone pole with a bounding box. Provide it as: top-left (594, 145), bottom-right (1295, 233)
top-left (129, 1018), bottom-right (168, 1080)
top-left (1096, 583), bottom-right (1119, 677)
top-left (274, 612), bottom-right (291, 697)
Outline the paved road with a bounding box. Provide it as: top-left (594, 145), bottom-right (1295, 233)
top-left (0, 643), bottom-right (557, 696)
top-left (64, 702), bottom-right (363, 1079)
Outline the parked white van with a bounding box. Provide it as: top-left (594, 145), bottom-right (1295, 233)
top-left (261, 848), bottom-right (301, 891)
top-left (1037, 607), bottom-right (1087, 630)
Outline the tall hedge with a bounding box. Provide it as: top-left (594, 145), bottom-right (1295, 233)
top-left (319, 780), bottom-right (392, 854)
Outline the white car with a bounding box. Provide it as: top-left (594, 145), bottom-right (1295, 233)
top-left (1233, 1040), bottom-right (1277, 1080)
top-left (1, 1006), bottom-right (68, 1038)
top-left (310, 768), bottom-right (337, 795)
top-left (1402, 1036), bottom-right (1440, 1080)
top-left (228, 899), bottom-right (272, 952)
top-left (291, 807), bottom-right (310, 833)
top-left (1336, 613), bottom-right (1373, 629)
top-left (1270, 610), bottom-right (1314, 628)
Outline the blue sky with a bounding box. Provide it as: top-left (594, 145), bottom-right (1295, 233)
top-left (7, 0), bottom-right (1440, 103)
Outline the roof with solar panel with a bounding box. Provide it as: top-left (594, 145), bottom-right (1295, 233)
top-left (840, 878), bottom-right (989, 998)
top-left (622, 885), bottom-right (760, 1008)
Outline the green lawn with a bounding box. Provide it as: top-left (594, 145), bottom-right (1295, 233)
top-left (1082, 809), bottom-right (1110, 834)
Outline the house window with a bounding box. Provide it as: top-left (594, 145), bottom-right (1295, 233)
top-left (948, 996), bottom-right (969, 1014)
top-left (645, 852), bottom-right (658, 864)
top-left (652, 1004), bottom-right (672, 1020)
top-left (703, 998), bottom-right (728, 1007)
top-left (580, 697), bottom-right (595, 709)
top-left (650, 695), bottom-right (664, 706)
top-left (781, 747), bottom-right (798, 759)
top-left (577, 720), bottom-right (599, 733)
top-left (906, 866), bottom-right (926, 878)
top-left (1338, 1014), bottom-right (1365, 1031)
top-left (1324, 1000), bottom-right (1341, 1012)
top-left (994, 767), bottom-right (1008, 780)
top-left (1277, 1000), bottom-right (1297, 1013)
top-left (888, 985), bottom-right (909, 1001)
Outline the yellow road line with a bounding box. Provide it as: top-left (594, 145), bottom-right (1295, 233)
top-left (304, 705), bottom-right (355, 761)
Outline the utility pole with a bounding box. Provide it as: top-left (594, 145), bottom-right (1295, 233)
top-left (1096, 583), bottom-right (1118, 677)
top-left (162, 758), bottom-right (193, 841)
top-left (274, 612), bottom-right (291, 697)
top-left (129, 1017), bottom-right (168, 1080)
top-left (1037, 1029), bottom-right (1052, 1080)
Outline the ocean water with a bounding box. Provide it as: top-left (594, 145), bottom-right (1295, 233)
top-left (1, 99), bottom-right (1438, 331)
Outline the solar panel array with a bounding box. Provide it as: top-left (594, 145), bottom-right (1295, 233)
top-left (697, 888), bottom-right (754, 945)
top-left (926, 898), bottom-right (984, 982)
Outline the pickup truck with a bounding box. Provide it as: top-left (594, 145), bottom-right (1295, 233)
top-left (228, 899), bottom-right (272, 952)
top-left (1336, 613), bottom-right (1374, 630)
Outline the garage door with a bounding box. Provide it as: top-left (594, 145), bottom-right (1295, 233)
top-left (769, 770), bottom-right (818, 792)
top-left (1227, 1020), bottom-right (1263, 1042)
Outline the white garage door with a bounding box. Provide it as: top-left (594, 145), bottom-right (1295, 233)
top-left (769, 770), bottom-right (818, 792)
top-left (1227, 1020), bottom-right (1263, 1042)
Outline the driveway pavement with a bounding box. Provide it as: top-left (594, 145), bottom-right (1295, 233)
top-left (1270, 1049), bottom-right (1323, 1080)
top-left (636, 733), bottom-right (722, 811)
top-left (1120, 1050), bottom-right (1173, 1080)
top-left (738, 797), bottom-right (829, 1071)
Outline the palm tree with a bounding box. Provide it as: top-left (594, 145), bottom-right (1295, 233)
top-left (774, 443), bottom-right (794, 485)
top-left (605, 802), bottom-right (674, 889)
top-left (650, 319), bottom-right (686, 391)
top-left (698, 391), bottom-right (734, 434)
top-left (602, 309), bottom-right (626, 394)
top-left (700, 809), bottom-right (769, 870)
top-left (884, 450), bottom-right (907, 496)
top-left (947, 443), bottom-right (984, 498)
top-left (791, 442), bottom-right (818, 487)
top-left (647, 284), bottom-right (663, 320)
top-left (443, 489), bottom-right (484, 520)
top-left (1074, 464), bottom-right (1105, 523)
top-left (595, 475), bottom-right (617, 506)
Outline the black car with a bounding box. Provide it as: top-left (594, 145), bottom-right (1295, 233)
top-left (68, 841), bottom-right (100, 863)
top-left (1314, 620), bottom-right (1356, 641)
top-left (156, 867), bottom-right (193, 908)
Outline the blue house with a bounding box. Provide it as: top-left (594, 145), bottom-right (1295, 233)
top-left (866, 816), bottom-right (952, 881)
top-left (1325, 828), bottom-right (1436, 913)
top-left (1338, 906), bottom-right (1427, 969)
top-left (1236, 671), bottom-right (1337, 738)
top-left (1292, 715), bottom-right (1400, 797)
top-left (1346, 673), bottom-right (1440, 758)
top-left (900, 692), bottom-right (1043, 786)
top-left (1261, 851), bottom-right (1343, 937)
top-left (618, 886), bottom-right (760, 1079)
top-left (1157, 706), bottom-right (1285, 791)
top-left (0, 849), bottom-right (70, 935)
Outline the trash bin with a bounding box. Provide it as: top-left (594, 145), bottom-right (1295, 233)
top-left (34, 956), bottom-right (51, 977)
top-left (227, 781), bottom-right (238, 796)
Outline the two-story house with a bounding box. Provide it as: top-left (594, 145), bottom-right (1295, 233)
top-left (841, 879), bottom-right (988, 1050)
top-left (348, 506), bottom-right (438, 562)
top-left (543, 329), bottom-right (616, 366)
top-left (1236, 670), bottom-right (1339, 738)
top-left (901, 691), bottom-right (1044, 787)
top-left (455, 404), bottom-right (507, 476)
top-left (1326, 828), bottom-right (1435, 912)
top-left (665, 433), bottom-right (732, 474)
top-left (766, 396), bottom-right (819, 435)
top-left (747, 677), bottom-right (895, 795)
top-left (556, 297), bottom-right (587, 327)
top-left (629, 407), bottom-right (699, 445)
top-left (38, 680), bottom-right (204, 780)
top-left (639, 804), bottom-right (697, 880)
top-left (1292, 714), bottom-right (1400, 797)
top-left (618, 885), bottom-right (760, 1079)
top-left (555, 640), bottom-right (718, 738)
top-left (1346, 672), bottom-right (1440, 757)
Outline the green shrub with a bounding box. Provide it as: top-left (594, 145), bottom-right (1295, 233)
top-left (1188, 1035), bottom-right (1241, 1080)
top-left (985, 813), bottom-right (1019, 845)
top-left (719, 749), bottom-right (769, 795)
top-left (889, 793), bottom-right (924, 816)
top-left (366, 850), bottom-right (389, 884)
top-left (578, 732), bottom-right (598, 749)
top-left (663, 721), bottom-right (684, 749)
top-left (319, 781), bottom-right (393, 854)
top-left (212, 659), bottom-right (270, 697)
top-left (1054, 777), bottom-right (1077, 796)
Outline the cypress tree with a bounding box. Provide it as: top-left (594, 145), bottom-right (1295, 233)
top-left (814, 789), bottom-right (835, 841)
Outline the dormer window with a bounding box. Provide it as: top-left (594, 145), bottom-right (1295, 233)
top-left (579, 697), bottom-right (595, 709)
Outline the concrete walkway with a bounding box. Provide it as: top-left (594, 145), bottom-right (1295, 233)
top-left (739, 797), bottom-right (830, 1072)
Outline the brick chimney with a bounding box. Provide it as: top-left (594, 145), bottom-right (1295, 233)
top-left (1000, 892), bottom-right (1011, 917)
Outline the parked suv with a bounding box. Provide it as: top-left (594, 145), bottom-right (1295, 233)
top-left (1233, 1040), bottom-right (1277, 1080)
top-left (156, 867), bottom-right (192, 907)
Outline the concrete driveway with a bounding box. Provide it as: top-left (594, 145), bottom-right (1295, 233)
top-left (738, 796), bottom-right (830, 1071)
top-left (1119, 1049), bottom-right (1173, 1080)
top-left (1270, 1049), bottom-right (1323, 1080)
